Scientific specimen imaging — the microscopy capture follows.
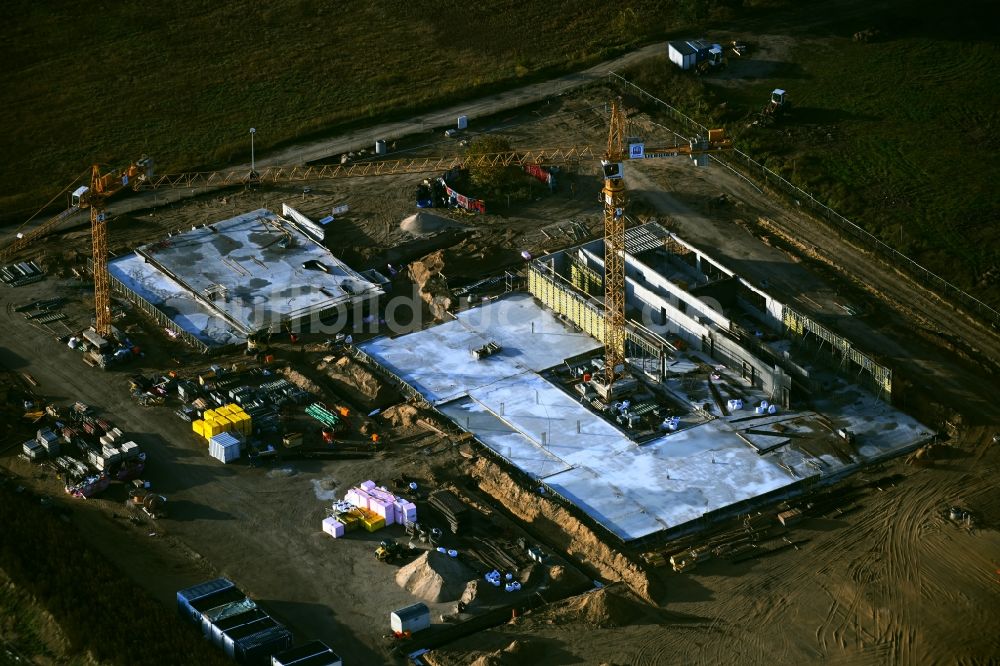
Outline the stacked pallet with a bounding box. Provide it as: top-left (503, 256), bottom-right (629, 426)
top-left (322, 480), bottom-right (418, 538)
top-left (428, 490), bottom-right (469, 534)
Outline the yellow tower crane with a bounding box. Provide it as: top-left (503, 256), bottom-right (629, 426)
top-left (598, 99), bottom-right (731, 389)
top-left (5, 101), bottom-right (729, 350)
top-left (601, 99), bottom-right (628, 387)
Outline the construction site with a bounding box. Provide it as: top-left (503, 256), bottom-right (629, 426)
top-left (2, 65), bottom-right (999, 666)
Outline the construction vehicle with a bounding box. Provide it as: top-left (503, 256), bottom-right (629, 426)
top-left (375, 539), bottom-right (406, 562)
top-left (759, 89), bottom-right (790, 125)
top-left (695, 45), bottom-right (727, 75)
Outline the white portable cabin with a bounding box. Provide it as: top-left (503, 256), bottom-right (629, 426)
top-left (390, 602), bottom-right (430, 634)
top-left (667, 41), bottom-right (699, 70)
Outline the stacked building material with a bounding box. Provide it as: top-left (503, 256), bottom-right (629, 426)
top-left (193, 403), bottom-right (252, 442)
top-left (21, 439), bottom-right (44, 460)
top-left (428, 490), bottom-right (469, 534)
top-left (305, 403), bottom-right (340, 428)
top-left (36, 428), bottom-right (60, 456)
top-left (209, 432), bottom-right (242, 464)
top-left (321, 516), bottom-right (345, 538)
top-left (325, 481), bottom-right (418, 538)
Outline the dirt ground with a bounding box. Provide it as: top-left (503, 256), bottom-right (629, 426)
top-left (429, 427), bottom-right (1000, 665)
top-left (3, 74), bottom-right (1000, 666)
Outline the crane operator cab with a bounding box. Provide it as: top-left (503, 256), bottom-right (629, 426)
top-left (72, 186), bottom-right (90, 207)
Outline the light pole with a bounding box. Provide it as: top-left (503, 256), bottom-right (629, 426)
top-left (249, 128), bottom-right (256, 173)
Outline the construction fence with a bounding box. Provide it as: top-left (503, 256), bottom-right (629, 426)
top-left (608, 72), bottom-right (1000, 331)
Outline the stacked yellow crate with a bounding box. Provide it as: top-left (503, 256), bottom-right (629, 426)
top-left (359, 507), bottom-right (386, 532)
top-left (192, 404), bottom-right (252, 443)
top-left (215, 414), bottom-right (234, 433)
top-left (228, 406), bottom-right (251, 437)
top-left (202, 418), bottom-right (223, 441)
top-left (338, 509), bottom-right (363, 532)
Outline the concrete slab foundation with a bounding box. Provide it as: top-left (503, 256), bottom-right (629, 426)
top-left (360, 293), bottom-right (933, 542)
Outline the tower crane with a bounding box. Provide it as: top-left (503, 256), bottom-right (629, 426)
top-left (5, 99), bottom-right (729, 358)
top-left (598, 98), bottom-right (731, 389)
top-left (66, 146), bottom-right (594, 337)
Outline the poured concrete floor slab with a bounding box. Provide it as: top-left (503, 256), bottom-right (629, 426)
top-left (359, 293), bottom-right (601, 404)
top-left (360, 293), bottom-right (934, 542)
top-left (109, 207), bottom-right (382, 346)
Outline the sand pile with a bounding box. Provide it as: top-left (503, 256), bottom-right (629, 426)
top-left (395, 551), bottom-right (473, 603)
top-left (408, 250), bottom-right (453, 321)
top-left (278, 367), bottom-right (324, 395)
top-left (316, 356), bottom-right (395, 409)
top-left (545, 563), bottom-right (588, 597)
top-left (468, 640), bottom-right (544, 666)
top-left (401, 211), bottom-right (461, 236)
top-left (550, 584), bottom-right (648, 628)
top-left (382, 403), bottom-right (419, 428)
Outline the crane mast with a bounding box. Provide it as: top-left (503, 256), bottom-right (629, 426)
top-left (89, 165), bottom-right (112, 336)
top-left (602, 99), bottom-right (628, 387)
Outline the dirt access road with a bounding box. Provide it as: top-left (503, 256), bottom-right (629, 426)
top-left (88, 40), bottom-right (666, 221)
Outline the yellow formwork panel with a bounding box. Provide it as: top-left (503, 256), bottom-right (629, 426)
top-left (530, 266), bottom-right (611, 350)
top-left (192, 419), bottom-right (205, 437)
top-left (216, 404), bottom-right (234, 416)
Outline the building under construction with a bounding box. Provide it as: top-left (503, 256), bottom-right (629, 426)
top-left (358, 223), bottom-right (932, 544)
top-left (107, 205), bottom-right (385, 352)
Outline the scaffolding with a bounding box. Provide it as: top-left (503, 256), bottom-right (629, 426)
top-left (783, 306), bottom-right (892, 397)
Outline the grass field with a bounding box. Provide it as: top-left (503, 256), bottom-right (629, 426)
top-left (622, 0), bottom-right (999, 302)
top-left (0, 0), bottom-right (758, 219)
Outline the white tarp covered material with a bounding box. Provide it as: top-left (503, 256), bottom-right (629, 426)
top-left (282, 203), bottom-right (325, 241)
top-left (209, 432), bottom-right (241, 464)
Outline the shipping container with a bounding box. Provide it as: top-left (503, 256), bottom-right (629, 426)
top-left (199, 597), bottom-right (257, 637)
top-left (223, 617), bottom-right (277, 658)
top-left (236, 625), bottom-right (294, 665)
top-left (177, 578), bottom-right (239, 623)
top-left (271, 640), bottom-right (342, 666)
top-left (210, 607), bottom-right (269, 647)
